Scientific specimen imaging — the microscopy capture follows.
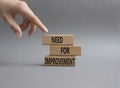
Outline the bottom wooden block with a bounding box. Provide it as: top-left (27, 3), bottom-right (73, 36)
top-left (44, 55), bottom-right (76, 66)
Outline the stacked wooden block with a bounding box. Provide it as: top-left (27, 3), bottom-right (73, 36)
top-left (42, 34), bottom-right (82, 66)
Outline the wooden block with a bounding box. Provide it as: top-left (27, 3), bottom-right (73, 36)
top-left (44, 55), bottom-right (75, 66)
top-left (42, 34), bottom-right (74, 45)
top-left (50, 45), bottom-right (82, 56)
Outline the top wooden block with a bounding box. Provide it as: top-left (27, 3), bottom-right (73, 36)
top-left (42, 34), bottom-right (74, 45)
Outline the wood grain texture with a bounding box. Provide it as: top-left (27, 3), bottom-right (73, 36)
top-left (50, 45), bottom-right (82, 56)
top-left (42, 34), bottom-right (74, 45)
top-left (44, 55), bottom-right (75, 66)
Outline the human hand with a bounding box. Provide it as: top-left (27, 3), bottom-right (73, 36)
top-left (0, 0), bottom-right (48, 37)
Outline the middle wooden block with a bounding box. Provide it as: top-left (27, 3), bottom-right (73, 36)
top-left (50, 45), bottom-right (82, 56)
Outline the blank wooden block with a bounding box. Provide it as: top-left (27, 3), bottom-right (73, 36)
top-left (42, 34), bottom-right (74, 45)
top-left (44, 55), bottom-right (75, 66)
top-left (50, 45), bottom-right (82, 56)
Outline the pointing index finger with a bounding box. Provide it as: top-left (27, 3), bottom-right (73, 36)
top-left (19, 3), bottom-right (48, 32)
top-left (28, 12), bottom-right (48, 32)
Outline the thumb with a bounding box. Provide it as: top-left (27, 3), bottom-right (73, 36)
top-left (4, 14), bottom-right (22, 37)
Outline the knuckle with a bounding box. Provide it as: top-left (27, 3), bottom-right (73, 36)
top-left (20, 1), bottom-right (28, 6)
top-left (15, 1), bottom-right (28, 8)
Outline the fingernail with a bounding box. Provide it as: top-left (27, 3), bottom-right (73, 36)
top-left (44, 27), bottom-right (48, 32)
top-left (16, 32), bottom-right (22, 38)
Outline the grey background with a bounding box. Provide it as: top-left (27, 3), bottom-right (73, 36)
top-left (0, 0), bottom-right (120, 88)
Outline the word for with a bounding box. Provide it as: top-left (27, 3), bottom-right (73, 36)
top-left (61, 47), bottom-right (70, 54)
